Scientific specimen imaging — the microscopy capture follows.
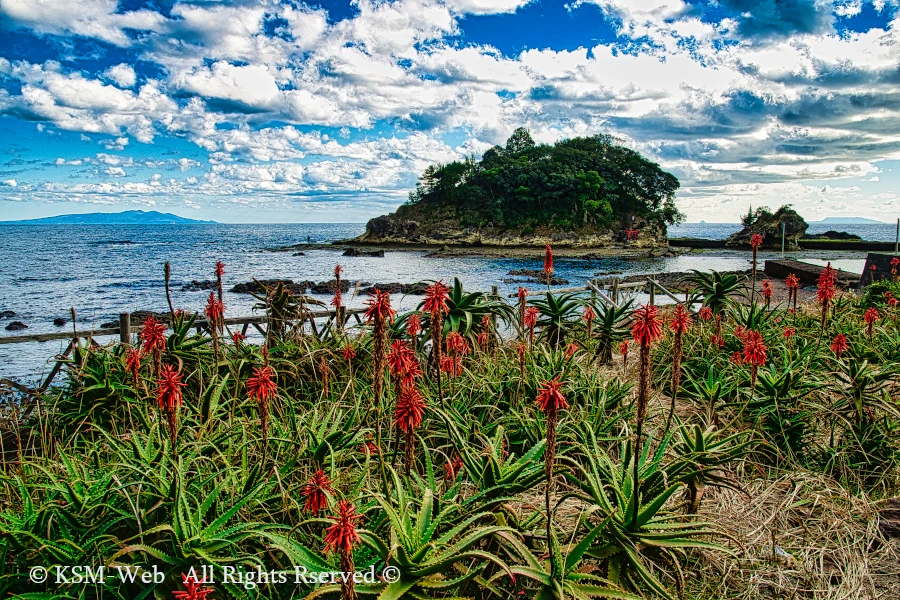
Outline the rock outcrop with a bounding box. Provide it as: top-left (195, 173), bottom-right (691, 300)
top-left (726, 206), bottom-right (808, 250)
top-left (355, 203), bottom-right (668, 250)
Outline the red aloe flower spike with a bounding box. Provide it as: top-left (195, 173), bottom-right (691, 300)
top-left (139, 316), bottom-right (167, 372)
top-left (783, 327), bottom-right (796, 339)
top-left (565, 342), bottom-right (578, 358)
top-left (830, 333), bottom-right (849, 358)
top-left (361, 440), bottom-right (379, 455)
top-left (323, 500), bottom-right (364, 600)
top-left (324, 500), bottom-right (363, 554)
top-left (535, 376), bottom-right (567, 565)
top-left (247, 364), bottom-right (277, 445)
top-left (669, 304), bottom-right (691, 334)
top-left (172, 573), bottom-right (214, 600)
top-left (445, 455), bottom-right (464, 480)
top-left (786, 273), bottom-right (800, 289)
top-left (125, 347), bottom-right (142, 388)
top-left (394, 384), bottom-right (427, 473)
top-left (394, 385), bottom-right (427, 433)
top-left (542, 243), bottom-right (554, 283)
top-left (342, 343), bottom-right (357, 362)
top-left (301, 470), bottom-right (334, 515)
top-left (699, 306), bottom-right (713, 321)
top-left (750, 234), bottom-right (763, 248)
top-left (582, 305), bottom-right (595, 322)
top-left (364, 290), bottom-right (396, 324)
top-left (332, 264), bottom-right (344, 310)
top-left (406, 313), bottom-right (422, 338)
top-left (817, 263), bottom-right (837, 325)
top-left (864, 307), bottom-right (879, 337)
top-left (439, 355), bottom-right (463, 377)
top-left (536, 377), bottom-right (568, 414)
top-left (387, 340), bottom-right (421, 387)
top-left (215, 260), bottom-right (225, 303)
top-left (524, 306), bottom-right (539, 345)
top-left (446, 332), bottom-right (470, 356)
top-left (729, 351), bottom-right (744, 365)
top-left (742, 330), bottom-right (767, 387)
top-left (618, 340), bottom-right (629, 369)
top-left (631, 305), bottom-right (663, 346)
top-left (232, 332), bottom-right (245, 346)
top-left (157, 363), bottom-right (185, 449)
top-left (422, 280), bottom-right (450, 315)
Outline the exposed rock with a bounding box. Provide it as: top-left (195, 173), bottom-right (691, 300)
top-left (503, 277), bottom-right (570, 286)
top-left (182, 280), bottom-right (218, 292)
top-left (53, 318), bottom-right (67, 326)
top-left (726, 206), bottom-right (808, 250)
top-left (292, 252), bottom-right (306, 256)
top-left (101, 310), bottom-right (170, 328)
top-left (358, 282), bottom-right (428, 295)
top-left (343, 248), bottom-right (385, 257)
top-left (0, 310), bottom-right (14, 319)
top-left (803, 230), bottom-right (862, 241)
top-left (5, 321), bottom-right (28, 331)
top-left (230, 279), bottom-right (350, 295)
top-left (880, 498), bottom-right (900, 540)
top-left (231, 279), bottom-right (303, 295)
top-left (352, 202), bottom-right (669, 250)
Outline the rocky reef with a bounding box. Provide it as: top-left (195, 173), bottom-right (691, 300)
top-left (726, 205), bottom-right (808, 250)
top-left (354, 203), bottom-right (668, 251)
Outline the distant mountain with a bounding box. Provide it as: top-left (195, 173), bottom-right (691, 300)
top-left (0, 210), bottom-right (216, 225)
top-left (811, 216), bottom-right (887, 225)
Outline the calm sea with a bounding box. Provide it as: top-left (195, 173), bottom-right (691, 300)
top-left (0, 222), bottom-right (879, 381)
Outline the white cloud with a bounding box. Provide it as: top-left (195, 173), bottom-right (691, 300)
top-left (104, 64), bottom-right (137, 88)
top-left (443, 0), bottom-right (532, 14)
top-left (0, 0), bottom-right (165, 46)
top-left (104, 166), bottom-right (126, 177)
top-left (2, 179), bottom-right (17, 187)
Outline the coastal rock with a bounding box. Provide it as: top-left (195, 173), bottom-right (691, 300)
top-left (726, 205), bottom-right (808, 250)
top-left (182, 280), bottom-right (218, 292)
top-left (803, 230), bottom-right (862, 241)
top-left (101, 310), bottom-right (170, 328)
top-left (230, 279), bottom-right (350, 295)
top-left (292, 252), bottom-right (306, 256)
top-left (503, 270), bottom-right (570, 285)
top-left (5, 321), bottom-right (27, 331)
top-left (0, 310), bottom-right (14, 319)
top-left (53, 318), bottom-right (67, 326)
top-left (353, 202), bottom-right (669, 250)
top-left (343, 248), bottom-right (385, 257)
top-left (358, 282), bottom-right (428, 295)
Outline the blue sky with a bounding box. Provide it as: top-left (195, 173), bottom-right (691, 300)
top-left (1, 0), bottom-right (899, 223)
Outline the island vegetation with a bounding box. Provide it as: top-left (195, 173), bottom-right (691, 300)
top-left (358, 129), bottom-right (683, 248)
top-left (2, 257), bottom-right (899, 599)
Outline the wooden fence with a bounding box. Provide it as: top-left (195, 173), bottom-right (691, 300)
top-left (0, 307), bottom-right (367, 397)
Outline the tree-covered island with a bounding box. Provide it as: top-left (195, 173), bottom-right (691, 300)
top-left (355, 128), bottom-right (683, 251)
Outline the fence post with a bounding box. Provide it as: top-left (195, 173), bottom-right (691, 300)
top-left (611, 278), bottom-right (619, 305)
top-left (648, 280), bottom-right (655, 306)
top-left (491, 286), bottom-right (499, 330)
top-left (119, 312), bottom-right (130, 344)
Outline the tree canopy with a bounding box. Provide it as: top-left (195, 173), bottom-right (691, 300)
top-left (406, 128), bottom-right (683, 230)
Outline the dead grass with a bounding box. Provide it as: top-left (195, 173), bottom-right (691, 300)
top-left (690, 470), bottom-right (900, 599)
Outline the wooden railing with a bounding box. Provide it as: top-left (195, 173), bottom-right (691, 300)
top-left (0, 307), bottom-right (367, 398)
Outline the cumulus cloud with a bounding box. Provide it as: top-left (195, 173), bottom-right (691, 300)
top-left (2, 179), bottom-right (17, 187)
top-left (104, 64), bottom-right (137, 88)
top-left (1, 0), bottom-right (899, 219)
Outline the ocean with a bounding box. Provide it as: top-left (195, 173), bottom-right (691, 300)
top-left (0, 222), bottom-right (880, 381)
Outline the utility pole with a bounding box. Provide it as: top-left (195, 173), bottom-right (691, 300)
top-left (781, 222), bottom-right (785, 259)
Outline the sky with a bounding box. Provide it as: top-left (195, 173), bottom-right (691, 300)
top-left (1, 0), bottom-right (899, 224)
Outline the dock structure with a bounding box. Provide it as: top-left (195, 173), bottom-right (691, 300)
top-left (763, 259), bottom-right (860, 288)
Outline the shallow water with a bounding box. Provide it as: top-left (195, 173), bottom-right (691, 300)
top-left (0, 223), bottom-right (869, 381)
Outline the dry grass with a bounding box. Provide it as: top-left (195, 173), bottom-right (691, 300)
top-left (690, 470), bottom-right (900, 599)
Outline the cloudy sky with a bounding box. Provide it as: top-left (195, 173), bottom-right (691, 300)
top-left (1, 0), bottom-right (899, 223)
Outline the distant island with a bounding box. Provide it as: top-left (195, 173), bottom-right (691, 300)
top-left (0, 210), bottom-right (217, 225)
top-left (810, 216), bottom-right (887, 225)
top-left (353, 128), bottom-right (682, 255)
